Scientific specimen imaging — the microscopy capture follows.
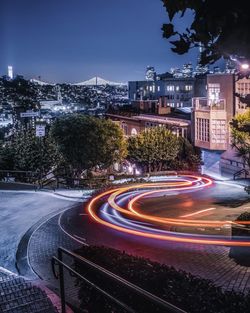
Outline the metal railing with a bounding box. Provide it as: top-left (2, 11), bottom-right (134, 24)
top-left (233, 168), bottom-right (249, 180)
top-left (0, 170), bottom-right (39, 185)
top-left (192, 97), bottom-right (225, 111)
top-left (51, 247), bottom-right (186, 313)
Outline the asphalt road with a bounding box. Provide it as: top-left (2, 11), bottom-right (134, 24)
top-left (0, 191), bottom-right (75, 273)
top-left (1, 179), bottom-right (250, 292)
top-left (60, 180), bottom-right (250, 246)
top-left (56, 180), bottom-right (250, 292)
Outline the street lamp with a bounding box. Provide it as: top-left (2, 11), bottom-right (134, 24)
top-left (241, 63), bottom-right (249, 70)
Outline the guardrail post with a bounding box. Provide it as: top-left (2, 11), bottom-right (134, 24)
top-left (58, 249), bottom-right (66, 313)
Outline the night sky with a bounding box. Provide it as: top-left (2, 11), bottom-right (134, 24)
top-left (0, 0), bottom-right (197, 83)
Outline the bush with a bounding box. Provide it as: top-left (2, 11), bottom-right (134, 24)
top-left (74, 246), bottom-right (250, 313)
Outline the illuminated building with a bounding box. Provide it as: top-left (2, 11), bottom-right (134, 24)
top-left (7, 66), bottom-right (13, 80)
top-left (192, 73), bottom-right (249, 176)
top-left (129, 76), bottom-right (206, 108)
top-left (106, 113), bottom-right (190, 139)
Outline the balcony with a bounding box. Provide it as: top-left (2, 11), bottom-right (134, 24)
top-left (192, 97), bottom-right (226, 111)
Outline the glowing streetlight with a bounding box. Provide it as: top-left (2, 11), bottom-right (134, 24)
top-left (241, 63), bottom-right (249, 70)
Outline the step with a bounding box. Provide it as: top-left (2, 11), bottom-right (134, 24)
top-left (0, 268), bottom-right (58, 313)
top-left (0, 284), bottom-right (35, 303)
top-left (0, 289), bottom-right (47, 311)
top-left (0, 282), bottom-right (32, 298)
top-left (0, 277), bottom-right (25, 287)
top-left (2, 297), bottom-right (58, 313)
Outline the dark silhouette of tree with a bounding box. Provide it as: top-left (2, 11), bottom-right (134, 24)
top-left (161, 0), bottom-right (250, 65)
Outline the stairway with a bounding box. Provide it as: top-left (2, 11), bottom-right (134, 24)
top-left (0, 269), bottom-right (58, 313)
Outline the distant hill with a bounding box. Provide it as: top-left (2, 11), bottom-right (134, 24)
top-left (73, 76), bottom-right (126, 86)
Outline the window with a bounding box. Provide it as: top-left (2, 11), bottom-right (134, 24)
top-left (211, 119), bottom-right (226, 144)
top-left (185, 85), bottom-right (192, 91)
top-left (167, 85), bottom-right (174, 91)
top-left (196, 118), bottom-right (210, 142)
top-left (208, 83), bottom-right (220, 101)
top-left (121, 123), bottom-right (128, 135)
top-left (131, 128), bottom-right (138, 136)
top-left (176, 86), bottom-right (180, 91)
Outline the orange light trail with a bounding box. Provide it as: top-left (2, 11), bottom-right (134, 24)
top-left (86, 176), bottom-right (250, 247)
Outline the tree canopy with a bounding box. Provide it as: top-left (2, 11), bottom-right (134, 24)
top-left (51, 115), bottom-right (127, 174)
top-left (127, 126), bottom-right (180, 172)
top-left (231, 109), bottom-right (250, 168)
top-left (162, 0), bottom-right (250, 65)
top-left (0, 129), bottom-right (59, 173)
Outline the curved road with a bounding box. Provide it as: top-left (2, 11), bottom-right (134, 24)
top-left (54, 177), bottom-right (250, 292)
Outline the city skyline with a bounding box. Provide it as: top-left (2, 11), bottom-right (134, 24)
top-left (0, 0), bottom-right (199, 83)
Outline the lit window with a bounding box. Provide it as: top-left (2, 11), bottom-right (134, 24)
top-left (208, 83), bottom-right (220, 101)
top-left (131, 128), bottom-right (138, 136)
top-left (185, 85), bottom-right (192, 91)
top-left (167, 85), bottom-right (174, 91)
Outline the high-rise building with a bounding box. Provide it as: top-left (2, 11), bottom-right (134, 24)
top-left (7, 66), bottom-right (13, 80)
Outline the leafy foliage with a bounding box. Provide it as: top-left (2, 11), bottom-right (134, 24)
top-left (51, 115), bottom-right (127, 174)
top-left (161, 0), bottom-right (250, 64)
top-left (0, 129), bottom-right (59, 173)
top-left (127, 127), bottom-right (180, 172)
top-left (0, 143), bottom-right (15, 170)
top-left (171, 137), bottom-right (201, 170)
top-left (231, 109), bottom-right (250, 168)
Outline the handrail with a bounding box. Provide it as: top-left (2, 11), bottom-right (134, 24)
top-left (52, 256), bottom-right (136, 313)
top-left (52, 246), bottom-right (186, 313)
top-left (234, 168), bottom-right (249, 180)
top-left (0, 170), bottom-right (37, 174)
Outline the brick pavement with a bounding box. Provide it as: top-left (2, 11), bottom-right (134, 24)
top-left (27, 206), bottom-right (250, 295)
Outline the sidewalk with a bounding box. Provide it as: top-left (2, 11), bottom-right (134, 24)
top-left (53, 188), bottom-right (94, 200)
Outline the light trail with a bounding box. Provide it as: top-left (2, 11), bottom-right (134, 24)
top-left (180, 208), bottom-right (216, 218)
top-left (86, 175), bottom-right (250, 247)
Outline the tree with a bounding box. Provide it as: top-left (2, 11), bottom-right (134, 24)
top-left (127, 127), bottom-right (180, 173)
top-left (11, 129), bottom-right (60, 174)
top-left (50, 115), bottom-right (127, 175)
top-left (0, 143), bottom-right (15, 170)
top-left (231, 109), bottom-right (250, 169)
top-left (171, 137), bottom-right (201, 171)
top-left (161, 0), bottom-right (250, 65)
